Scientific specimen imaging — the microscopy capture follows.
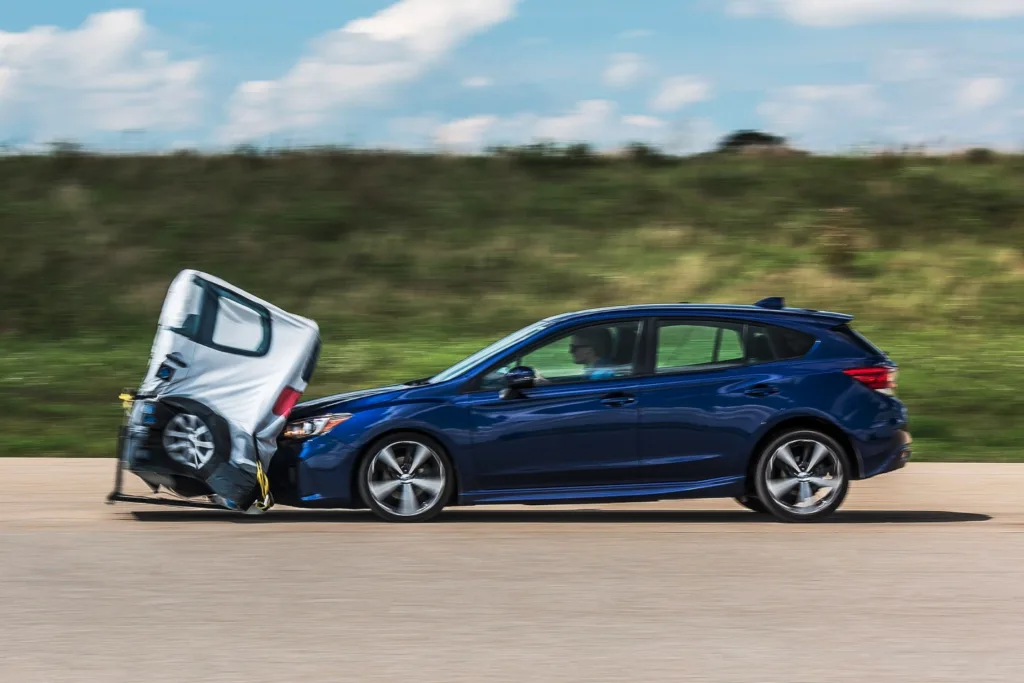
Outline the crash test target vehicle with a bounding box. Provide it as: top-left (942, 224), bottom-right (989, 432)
top-left (108, 272), bottom-right (912, 523)
top-left (108, 269), bottom-right (322, 513)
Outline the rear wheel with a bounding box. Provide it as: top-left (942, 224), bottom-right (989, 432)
top-left (163, 413), bottom-right (217, 470)
top-left (358, 433), bottom-right (453, 523)
top-left (752, 429), bottom-right (850, 523)
top-left (159, 398), bottom-right (231, 479)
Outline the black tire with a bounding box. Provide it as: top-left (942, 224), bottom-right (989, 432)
top-left (734, 495), bottom-right (770, 514)
top-left (752, 428), bottom-right (851, 523)
top-left (159, 397), bottom-right (232, 479)
top-left (357, 432), bottom-right (454, 523)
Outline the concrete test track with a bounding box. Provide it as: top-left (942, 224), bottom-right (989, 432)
top-left (1, 458), bottom-right (1023, 683)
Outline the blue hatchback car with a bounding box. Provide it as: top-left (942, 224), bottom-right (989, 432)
top-left (269, 297), bottom-right (911, 523)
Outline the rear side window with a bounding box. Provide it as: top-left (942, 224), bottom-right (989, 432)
top-left (655, 321), bottom-right (746, 373)
top-left (211, 296), bottom-right (267, 353)
top-left (182, 279), bottom-right (273, 357)
top-left (744, 324), bottom-right (817, 363)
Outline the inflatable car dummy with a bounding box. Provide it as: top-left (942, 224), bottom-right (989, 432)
top-left (107, 269), bottom-right (321, 513)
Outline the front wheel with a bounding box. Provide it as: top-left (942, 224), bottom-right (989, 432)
top-left (357, 433), bottom-right (453, 523)
top-left (752, 429), bottom-right (850, 523)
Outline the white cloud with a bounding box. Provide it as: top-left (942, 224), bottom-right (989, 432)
top-left (623, 115), bottom-right (665, 129)
top-left (462, 76), bottom-right (493, 88)
top-left (956, 76), bottom-right (1010, 110)
top-left (757, 84), bottom-right (883, 144)
top-left (754, 64), bottom-right (1024, 152)
top-left (678, 117), bottom-right (725, 153)
top-left (728, 0), bottom-right (1024, 26)
top-left (428, 101), bottom-right (719, 153)
top-left (532, 99), bottom-right (617, 140)
top-left (0, 10), bottom-right (203, 142)
top-left (603, 53), bottom-right (647, 88)
top-left (220, 0), bottom-right (520, 144)
top-left (650, 75), bottom-right (713, 112)
top-left (434, 114), bottom-right (497, 151)
top-left (874, 48), bottom-right (936, 83)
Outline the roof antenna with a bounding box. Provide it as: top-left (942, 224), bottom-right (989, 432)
top-left (754, 297), bottom-right (785, 309)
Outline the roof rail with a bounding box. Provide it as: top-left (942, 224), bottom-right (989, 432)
top-left (754, 296), bottom-right (785, 310)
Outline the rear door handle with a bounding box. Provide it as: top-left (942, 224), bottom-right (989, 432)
top-left (601, 393), bottom-right (637, 407)
top-left (744, 384), bottom-right (779, 398)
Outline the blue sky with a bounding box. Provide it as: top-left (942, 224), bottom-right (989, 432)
top-left (2, 0), bottom-right (1024, 153)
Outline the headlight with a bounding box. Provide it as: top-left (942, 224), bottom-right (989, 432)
top-left (282, 413), bottom-right (353, 439)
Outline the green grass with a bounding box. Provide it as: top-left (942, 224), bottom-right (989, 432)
top-left (1, 145), bottom-right (1023, 460)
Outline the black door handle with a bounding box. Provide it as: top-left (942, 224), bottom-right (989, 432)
top-left (744, 384), bottom-right (779, 398)
top-left (601, 393), bottom-right (636, 407)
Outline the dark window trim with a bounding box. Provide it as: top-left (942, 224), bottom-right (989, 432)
top-left (745, 320), bottom-right (819, 362)
top-left (646, 316), bottom-right (817, 380)
top-left (460, 317), bottom-right (652, 394)
top-left (650, 317), bottom-right (749, 378)
top-left (171, 275), bottom-right (274, 358)
top-left (301, 337), bottom-right (322, 383)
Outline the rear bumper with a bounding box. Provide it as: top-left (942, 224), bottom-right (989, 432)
top-left (859, 428), bottom-right (912, 479)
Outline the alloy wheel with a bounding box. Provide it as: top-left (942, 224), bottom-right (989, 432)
top-left (163, 413), bottom-right (216, 470)
top-left (763, 438), bottom-right (845, 516)
top-left (365, 440), bottom-right (447, 518)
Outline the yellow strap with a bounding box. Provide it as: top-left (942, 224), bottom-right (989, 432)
top-left (254, 459), bottom-right (273, 511)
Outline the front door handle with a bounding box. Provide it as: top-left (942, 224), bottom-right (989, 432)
top-left (601, 393), bottom-right (636, 407)
top-left (744, 384), bottom-right (779, 398)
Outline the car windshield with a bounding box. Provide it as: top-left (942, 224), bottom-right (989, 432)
top-left (428, 320), bottom-right (550, 384)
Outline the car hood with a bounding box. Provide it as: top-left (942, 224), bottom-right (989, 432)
top-left (289, 384), bottom-right (411, 418)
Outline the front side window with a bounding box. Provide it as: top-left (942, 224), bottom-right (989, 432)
top-left (480, 321), bottom-right (643, 389)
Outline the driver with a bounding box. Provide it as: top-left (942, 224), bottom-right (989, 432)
top-left (569, 327), bottom-right (616, 380)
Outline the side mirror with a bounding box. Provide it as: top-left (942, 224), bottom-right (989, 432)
top-left (505, 366), bottom-right (536, 389)
top-left (500, 366), bottom-right (536, 399)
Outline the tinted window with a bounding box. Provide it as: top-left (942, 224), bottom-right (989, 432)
top-left (745, 324), bottom-right (816, 362)
top-left (832, 324), bottom-right (884, 358)
top-left (480, 321), bottom-right (642, 388)
top-left (655, 321), bottom-right (745, 373)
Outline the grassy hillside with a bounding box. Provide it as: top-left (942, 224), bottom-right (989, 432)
top-left (2, 144), bottom-right (1023, 460)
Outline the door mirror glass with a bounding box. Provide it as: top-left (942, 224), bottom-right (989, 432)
top-left (505, 365), bottom-right (536, 389)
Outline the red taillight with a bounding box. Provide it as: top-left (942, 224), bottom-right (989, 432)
top-left (843, 366), bottom-right (897, 394)
top-left (273, 387), bottom-right (302, 417)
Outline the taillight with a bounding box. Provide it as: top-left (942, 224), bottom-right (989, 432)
top-left (273, 387), bottom-right (302, 417)
top-left (843, 366), bottom-right (897, 395)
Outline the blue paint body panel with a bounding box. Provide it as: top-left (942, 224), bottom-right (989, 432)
top-left (270, 303), bottom-right (911, 510)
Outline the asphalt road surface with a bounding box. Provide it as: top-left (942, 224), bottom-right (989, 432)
top-left (2, 458), bottom-right (1023, 683)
